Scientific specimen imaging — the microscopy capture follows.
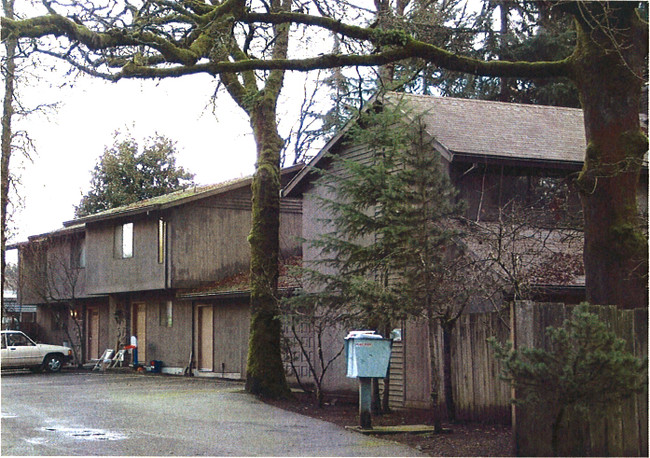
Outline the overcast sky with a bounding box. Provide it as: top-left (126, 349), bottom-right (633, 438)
top-left (6, 66), bottom-right (319, 264)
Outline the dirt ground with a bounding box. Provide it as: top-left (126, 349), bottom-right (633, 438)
top-left (265, 391), bottom-right (514, 457)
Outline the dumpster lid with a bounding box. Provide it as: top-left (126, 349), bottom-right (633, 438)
top-left (345, 330), bottom-right (383, 340)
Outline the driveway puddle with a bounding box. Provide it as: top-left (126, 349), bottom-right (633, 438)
top-left (43, 426), bottom-right (126, 441)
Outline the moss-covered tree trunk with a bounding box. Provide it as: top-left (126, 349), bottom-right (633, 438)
top-left (1, 0), bottom-right (16, 323)
top-left (572, 5), bottom-right (648, 309)
top-left (244, 94), bottom-right (291, 399)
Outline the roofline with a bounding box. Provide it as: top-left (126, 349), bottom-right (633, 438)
top-left (281, 92), bottom-right (611, 198)
top-left (63, 177), bottom-right (254, 227)
top-left (177, 287), bottom-right (296, 300)
top-left (7, 224), bottom-right (86, 249)
top-left (64, 164), bottom-right (305, 227)
top-left (283, 93), bottom-right (382, 198)
top-left (450, 152), bottom-right (585, 171)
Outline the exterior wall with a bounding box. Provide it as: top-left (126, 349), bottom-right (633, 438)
top-left (115, 292), bottom-right (192, 370)
top-left (169, 189), bottom-right (302, 288)
top-left (18, 234), bottom-right (88, 305)
top-left (34, 297), bottom-right (110, 365)
top-left (169, 191), bottom-right (253, 288)
top-left (193, 299), bottom-right (251, 378)
top-left (85, 216), bottom-right (166, 294)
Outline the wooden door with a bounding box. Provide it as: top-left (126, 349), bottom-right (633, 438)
top-left (133, 303), bottom-right (147, 363)
top-left (87, 308), bottom-right (100, 361)
top-left (198, 306), bottom-right (214, 371)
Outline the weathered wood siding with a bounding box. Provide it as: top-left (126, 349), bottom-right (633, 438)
top-left (18, 234), bottom-right (89, 304)
top-left (139, 298), bottom-right (192, 369)
top-left (194, 300), bottom-right (251, 378)
top-left (85, 217), bottom-right (165, 294)
top-left (513, 302), bottom-right (648, 457)
top-left (169, 188), bottom-right (302, 288)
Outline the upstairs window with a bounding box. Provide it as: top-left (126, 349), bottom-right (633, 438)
top-left (71, 238), bottom-right (86, 268)
top-left (158, 219), bottom-right (167, 265)
top-left (159, 301), bottom-right (173, 327)
top-left (114, 222), bottom-right (134, 259)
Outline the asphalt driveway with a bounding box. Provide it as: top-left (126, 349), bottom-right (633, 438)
top-left (1, 370), bottom-right (422, 456)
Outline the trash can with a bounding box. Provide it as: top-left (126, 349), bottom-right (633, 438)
top-left (150, 360), bottom-right (163, 373)
top-left (345, 331), bottom-right (392, 378)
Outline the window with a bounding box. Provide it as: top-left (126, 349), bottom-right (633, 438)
top-left (159, 301), bottom-right (173, 327)
top-left (71, 238), bottom-right (86, 268)
top-left (158, 219), bottom-right (167, 264)
top-left (114, 222), bottom-right (134, 259)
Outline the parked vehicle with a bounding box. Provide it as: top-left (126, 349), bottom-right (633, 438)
top-left (0, 330), bottom-right (72, 373)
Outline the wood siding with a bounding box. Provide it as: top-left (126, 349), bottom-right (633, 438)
top-left (18, 234), bottom-right (89, 304)
top-left (169, 188), bottom-right (302, 288)
top-left (195, 300), bottom-right (251, 378)
top-left (85, 217), bottom-right (165, 294)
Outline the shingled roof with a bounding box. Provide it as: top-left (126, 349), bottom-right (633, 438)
top-left (284, 92), bottom-right (647, 196)
top-left (64, 163), bottom-right (304, 227)
top-left (390, 93), bottom-right (586, 164)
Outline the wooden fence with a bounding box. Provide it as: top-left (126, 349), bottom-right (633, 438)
top-left (512, 302), bottom-right (648, 457)
top-left (428, 310), bottom-right (512, 423)
top-left (426, 301), bottom-right (648, 456)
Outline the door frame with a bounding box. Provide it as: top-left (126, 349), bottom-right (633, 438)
top-left (132, 302), bottom-right (147, 363)
top-left (196, 305), bottom-right (214, 372)
top-left (87, 307), bottom-right (100, 361)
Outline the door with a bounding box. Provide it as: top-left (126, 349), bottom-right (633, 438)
top-left (197, 306), bottom-right (213, 372)
top-left (87, 308), bottom-right (100, 360)
top-left (133, 303), bottom-right (147, 363)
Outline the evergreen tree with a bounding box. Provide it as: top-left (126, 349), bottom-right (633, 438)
top-left (293, 98), bottom-right (479, 424)
top-left (75, 132), bottom-right (195, 217)
top-left (489, 305), bottom-right (647, 456)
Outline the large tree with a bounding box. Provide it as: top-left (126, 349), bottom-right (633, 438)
top-left (75, 132), bottom-right (195, 217)
top-left (1, 0), bottom-right (647, 396)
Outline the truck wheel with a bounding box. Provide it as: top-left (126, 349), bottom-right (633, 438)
top-left (44, 355), bottom-right (63, 373)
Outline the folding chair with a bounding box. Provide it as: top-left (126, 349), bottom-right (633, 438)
top-left (92, 349), bottom-right (114, 371)
top-left (108, 349), bottom-right (126, 368)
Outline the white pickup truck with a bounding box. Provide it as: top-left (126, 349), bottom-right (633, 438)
top-left (1, 330), bottom-right (73, 373)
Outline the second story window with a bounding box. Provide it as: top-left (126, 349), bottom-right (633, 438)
top-left (71, 238), bottom-right (86, 268)
top-left (158, 219), bottom-right (167, 265)
top-left (114, 222), bottom-right (134, 259)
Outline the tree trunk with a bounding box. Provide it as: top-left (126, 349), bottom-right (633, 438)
top-left (244, 95), bottom-right (291, 399)
top-left (427, 315), bottom-right (444, 431)
top-left (441, 321), bottom-right (456, 422)
top-left (1, 0), bottom-right (16, 324)
top-left (571, 5), bottom-right (648, 309)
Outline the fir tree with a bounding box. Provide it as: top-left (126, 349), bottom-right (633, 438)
top-left (290, 98), bottom-right (480, 424)
top-left (489, 305), bottom-right (647, 456)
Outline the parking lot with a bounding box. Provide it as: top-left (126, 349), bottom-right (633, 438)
top-left (1, 370), bottom-right (421, 456)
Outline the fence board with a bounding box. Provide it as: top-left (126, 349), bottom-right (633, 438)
top-left (513, 303), bottom-right (648, 457)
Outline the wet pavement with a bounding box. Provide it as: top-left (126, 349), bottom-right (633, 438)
top-left (1, 370), bottom-right (422, 456)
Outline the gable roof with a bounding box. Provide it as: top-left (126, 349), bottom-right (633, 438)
top-left (283, 92), bottom-right (647, 197)
top-left (6, 224), bottom-right (85, 250)
top-left (392, 93), bottom-right (586, 164)
top-left (64, 163), bottom-right (304, 227)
